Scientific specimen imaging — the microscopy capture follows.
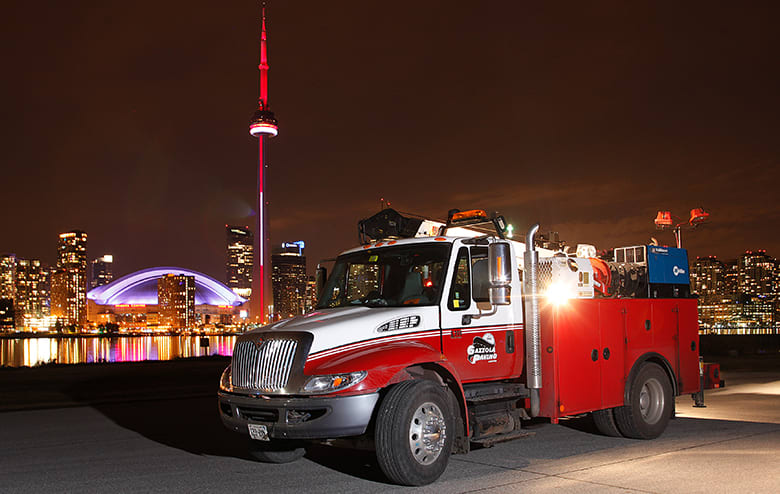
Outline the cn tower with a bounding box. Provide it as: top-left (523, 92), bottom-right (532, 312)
top-left (249, 5), bottom-right (278, 324)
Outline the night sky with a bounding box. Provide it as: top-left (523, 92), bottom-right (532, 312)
top-left (2, 1), bottom-right (779, 281)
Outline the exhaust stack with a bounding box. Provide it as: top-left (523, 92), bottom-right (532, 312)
top-left (523, 224), bottom-right (542, 416)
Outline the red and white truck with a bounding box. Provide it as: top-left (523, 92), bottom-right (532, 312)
top-left (218, 209), bottom-right (714, 485)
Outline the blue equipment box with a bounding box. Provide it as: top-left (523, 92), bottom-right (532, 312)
top-left (646, 246), bottom-right (690, 285)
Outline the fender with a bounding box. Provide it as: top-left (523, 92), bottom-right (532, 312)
top-left (624, 351), bottom-right (678, 404)
top-left (305, 339), bottom-right (449, 394)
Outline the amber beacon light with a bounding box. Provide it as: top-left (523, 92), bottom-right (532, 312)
top-left (654, 208), bottom-right (710, 248)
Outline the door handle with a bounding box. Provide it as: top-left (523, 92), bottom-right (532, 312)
top-left (506, 330), bottom-right (515, 354)
top-left (603, 347), bottom-right (610, 360)
top-left (591, 349), bottom-right (598, 362)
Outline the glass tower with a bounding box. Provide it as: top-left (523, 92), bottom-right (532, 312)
top-left (226, 226), bottom-right (254, 299)
top-left (55, 231), bottom-right (88, 325)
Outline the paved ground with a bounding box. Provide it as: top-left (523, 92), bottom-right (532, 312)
top-left (1, 363), bottom-right (779, 493)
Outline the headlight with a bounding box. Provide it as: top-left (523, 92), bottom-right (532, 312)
top-left (302, 371), bottom-right (367, 394)
top-left (219, 365), bottom-right (233, 392)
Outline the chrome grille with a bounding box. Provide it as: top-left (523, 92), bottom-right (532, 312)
top-left (231, 338), bottom-right (298, 392)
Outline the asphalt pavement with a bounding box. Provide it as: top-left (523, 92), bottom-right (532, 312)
top-left (1, 362), bottom-right (779, 493)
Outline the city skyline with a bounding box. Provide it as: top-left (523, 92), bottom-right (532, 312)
top-left (1, 1), bottom-right (779, 281)
top-left (691, 250), bottom-right (779, 333)
top-left (4, 223), bottom-right (779, 293)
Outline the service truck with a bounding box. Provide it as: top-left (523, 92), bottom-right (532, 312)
top-left (218, 208), bottom-right (715, 485)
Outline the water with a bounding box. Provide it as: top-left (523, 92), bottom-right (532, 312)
top-left (0, 335), bottom-right (237, 367)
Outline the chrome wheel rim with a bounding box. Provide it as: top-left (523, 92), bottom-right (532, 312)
top-left (639, 377), bottom-right (664, 424)
top-left (408, 401), bottom-right (447, 465)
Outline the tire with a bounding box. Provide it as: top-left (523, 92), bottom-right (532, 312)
top-left (592, 407), bottom-right (622, 437)
top-left (614, 363), bottom-right (673, 439)
top-left (247, 439), bottom-right (306, 463)
top-left (375, 380), bottom-right (455, 486)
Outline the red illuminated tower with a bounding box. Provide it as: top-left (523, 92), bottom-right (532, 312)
top-left (249, 6), bottom-right (278, 323)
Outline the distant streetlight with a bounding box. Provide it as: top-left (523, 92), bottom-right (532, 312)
top-left (654, 208), bottom-right (710, 248)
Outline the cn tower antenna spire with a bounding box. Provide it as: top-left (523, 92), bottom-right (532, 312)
top-left (258, 4), bottom-right (269, 109)
top-left (249, 2), bottom-right (279, 325)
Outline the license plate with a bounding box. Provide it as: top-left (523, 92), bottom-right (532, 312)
top-left (248, 423), bottom-right (270, 441)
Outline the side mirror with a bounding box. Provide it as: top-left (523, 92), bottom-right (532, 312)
top-left (488, 242), bottom-right (512, 305)
top-left (315, 266), bottom-right (328, 299)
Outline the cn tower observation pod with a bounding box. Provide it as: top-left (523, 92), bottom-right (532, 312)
top-left (249, 109), bottom-right (278, 137)
top-left (87, 267), bottom-right (246, 306)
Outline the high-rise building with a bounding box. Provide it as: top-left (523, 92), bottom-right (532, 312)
top-left (271, 241), bottom-right (306, 319)
top-left (56, 231), bottom-right (88, 325)
top-left (304, 275), bottom-right (318, 313)
top-left (0, 298), bottom-right (13, 331)
top-left (50, 269), bottom-right (69, 322)
top-left (15, 259), bottom-right (49, 327)
top-left (158, 274), bottom-right (196, 330)
top-left (226, 226), bottom-right (253, 299)
top-left (90, 255), bottom-right (114, 289)
top-left (0, 254), bottom-right (16, 331)
top-left (691, 256), bottom-right (727, 304)
top-left (722, 261), bottom-right (740, 301)
top-left (0, 253), bottom-right (16, 301)
top-left (738, 250), bottom-right (776, 298)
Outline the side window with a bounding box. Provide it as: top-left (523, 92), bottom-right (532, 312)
top-left (448, 248), bottom-right (471, 311)
top-left (470, 246), bottom-right (490, 302)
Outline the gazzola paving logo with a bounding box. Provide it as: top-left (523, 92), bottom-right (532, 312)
top-left (467, 333), bottom-right (498, 364)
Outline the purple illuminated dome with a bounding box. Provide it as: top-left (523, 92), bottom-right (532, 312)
top-left (87, 267), bottom-right (246, 306)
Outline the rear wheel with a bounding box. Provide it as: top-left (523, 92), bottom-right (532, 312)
top-left (375, 380), bottom-right (454, 486)
top-left (247, 439), bottom-right (306, 463)
top-left (615, 363), bottom-right (673, 439)
top-left (592, 407), bottom-right (622, 437)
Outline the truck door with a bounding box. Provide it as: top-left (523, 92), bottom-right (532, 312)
top-left (440, 246), bottom-right (521, 383)
top-left (598, 301), bottom-right (626, 408)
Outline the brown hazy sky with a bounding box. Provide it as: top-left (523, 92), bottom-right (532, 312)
top-left (1, 1), bottom-right (779, 280)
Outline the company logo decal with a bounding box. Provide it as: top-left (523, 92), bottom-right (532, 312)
top-left (672, 265), bottom-right (686, 276)
top-left (467, 333), bottom-right (497, 364)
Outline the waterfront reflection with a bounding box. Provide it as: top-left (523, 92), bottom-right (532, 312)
top-left (0, 335), bottom-right (236, 367)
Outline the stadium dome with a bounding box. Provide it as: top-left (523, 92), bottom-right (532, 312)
top-left (87, 267), bottom-right (246, 306)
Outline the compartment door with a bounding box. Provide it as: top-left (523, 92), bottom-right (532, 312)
top-left (598, 301), bottom-right (626, 408)
top-left (553, 300), bottom-right (602, 415)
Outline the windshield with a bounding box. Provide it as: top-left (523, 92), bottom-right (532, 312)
top-left (317, 243), bottom-right (451, 309)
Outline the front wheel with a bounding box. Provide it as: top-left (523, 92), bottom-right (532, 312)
top-left (375, 380), bottom-right (454, 486)
top-left (247, 439), bottom-right (306, 463)
top-left (614, 362), bottom-right (673, 439)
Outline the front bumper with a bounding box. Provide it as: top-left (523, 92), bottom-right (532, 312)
top-left (218, 391), bottom-right (380, 440)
